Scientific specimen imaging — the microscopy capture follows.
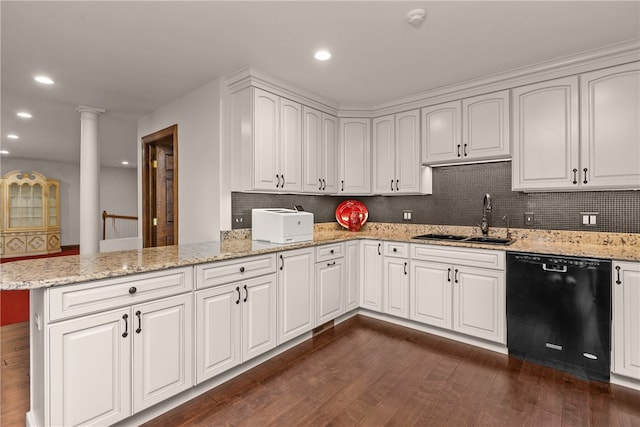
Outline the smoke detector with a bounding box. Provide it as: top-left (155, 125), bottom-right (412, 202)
top-left (407, 8), bottom-right (426, 28)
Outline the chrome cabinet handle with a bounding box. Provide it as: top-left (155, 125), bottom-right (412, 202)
top-left (457, 144), bottom-right (461, 157)
top-left (447, 268), bottom-right (451, 282)
top-left (463, 143), bottom-right (468, 157)
top-left (236, 286), bottom-right (241, 304)
top-left (583, 168), bottom-right (588, 184)
top-left (404, 262), bottom-right (407, 275)
top-left (122, 314), bottom-right (129, 338)
top-left (454, 269), bottom-right (459, 284)
top-left (135, 310), bottom-right (142, 334)
top-left (615, 265), bottom-right (622, 285)
top-left (572, 168), bottom-right (578, 185)
top-left (243, 284), bottom-right (248, 302)
top-left (280, 254), bottom-right (284, 270)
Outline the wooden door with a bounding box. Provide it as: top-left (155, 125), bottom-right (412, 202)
top-left (142, 125), bottom-right (178, 248)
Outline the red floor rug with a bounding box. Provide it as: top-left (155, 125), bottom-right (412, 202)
top-left (1, 246), bottom-right (79, 325)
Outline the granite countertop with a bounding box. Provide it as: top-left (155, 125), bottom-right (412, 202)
top-left (1, 223), bottom-right (638, 290)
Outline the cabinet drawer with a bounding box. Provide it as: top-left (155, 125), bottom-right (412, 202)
top-left (411, 244), bottom-right (505, 270)
top-left (48, 267), bottom-right (193, 322)
top-left (384, 242), bottom-right (409, 258)
top-left (316, 243), bottom-right (344, 262)
top-left (196, 254), bottom-right (276, 289)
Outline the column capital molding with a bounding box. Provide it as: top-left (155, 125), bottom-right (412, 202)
top-left (76, 105), bottom-right (106, 114)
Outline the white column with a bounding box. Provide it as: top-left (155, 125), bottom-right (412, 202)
top-left (76, 105), bottom-right (105, 255)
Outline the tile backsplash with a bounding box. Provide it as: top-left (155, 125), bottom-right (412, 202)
top-left (232, 162), bottom-right (640, 233)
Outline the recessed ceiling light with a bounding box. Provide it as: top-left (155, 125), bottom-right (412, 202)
top-left (7, 134), bottom-right (19, 139)
top-left (17, 112), bottom-right (33, 119)
top-left (121, 161), bottom-right (129, 166)
top-left (0, 150), bottom-right (9, 155)
top-left (34, 76), bottom-right (54, 85)
top-left (314, 50), bottom-right (332, 61)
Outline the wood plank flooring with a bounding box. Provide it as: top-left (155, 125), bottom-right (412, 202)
top-left (144, 316), bottom-right (640, 427)
top-left (1, 316), bottom-right (639, 427)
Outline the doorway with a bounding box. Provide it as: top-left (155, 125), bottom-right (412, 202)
top-left (142, 125), bottom-right (178, 248)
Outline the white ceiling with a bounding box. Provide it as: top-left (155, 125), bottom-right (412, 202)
top-left (2, 1), bottom-right (639, 169)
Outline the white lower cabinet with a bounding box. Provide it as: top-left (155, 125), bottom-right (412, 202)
top-left (410, 245), bottom-right (506, 344)
top-left (49, 292), bottom-right (193, 426)
top-left (360, 240), bottom-right (383, 311)
top-left (612, 261), bottom-right (640, 380)
top-left (316, 257), bottom-right (345, 324)
top-left (277, 248), bottom-right (315, 344)
top-left (195, 274), bottom-right (277, 384)
top-left (382, 242), bottom-right (410, 318)
top-left (344, 241), bottom-right (360, 311)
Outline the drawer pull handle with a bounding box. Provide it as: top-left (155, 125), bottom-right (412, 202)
top-left (239, 266), bottom-right (245, 273)
top-left (243, 284), bottom-right (248, 302)
top-left (236, 286), bottom-right (241, 304)
top-left (393, 248), bottom-right (397, 252)
top-left (122, 314), bottom-right (129, 338)
top-left (572, 168), bottom-right (578, 185)
top-left (454, 269), bottom-right (459, 284)
top-left (129, 286), bottom-right (137, 294)
top-left (447, 268), bottom-right (451, 282)
top-left (135, 310), bottom-right (142, 334)
top-left (330, 249), bottom-right (334, 254)
top-left (583, 168), bottom-right (588, 185)
top-left (615, 265), bottom-right (622, 285)
top-left (327, 261), bottom-right (336, 266)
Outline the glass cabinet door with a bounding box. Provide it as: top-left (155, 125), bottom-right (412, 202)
top-left (8, 182), bottom-right (44, 228)
top-left (49, 183), bottom-right (58, 227)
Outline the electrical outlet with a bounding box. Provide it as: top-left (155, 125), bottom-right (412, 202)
top-left (580, 212), bottom-right (599, 226)
top-left (403, 210), bottom-right (413, 221)
top-left (524, 212), bottom-right (534, 227)
top-left (232, 212), bottom-right (245, 224)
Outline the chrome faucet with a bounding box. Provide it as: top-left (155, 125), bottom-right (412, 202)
top-left (480, 193), bottom-right (492, 236)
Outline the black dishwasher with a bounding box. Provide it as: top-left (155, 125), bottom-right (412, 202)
top-left (506, 252), bottom-right (611, 381)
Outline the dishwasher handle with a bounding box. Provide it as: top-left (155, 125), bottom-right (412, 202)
top-left (542, 263), bottom-right (568, 273)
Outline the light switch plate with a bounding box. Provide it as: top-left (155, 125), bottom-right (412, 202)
top-left (524, 212), bottom-right (534, 227)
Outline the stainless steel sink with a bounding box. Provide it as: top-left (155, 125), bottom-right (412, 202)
top-left (464, 236), bottom-right (514, 245)
top-left (412, 233), bottom-right (468, 241)
top-left (412, 234), bottom-right (514, 245)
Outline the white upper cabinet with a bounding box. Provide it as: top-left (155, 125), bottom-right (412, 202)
top-left (422, 90), bottom-right (510, 165)
top-left (513, 62), bottom-right (640, 191)
top-left (338, 118), bottom-right (371, 194)
top-left (373, 110), bottom-right (428, 195)
top-left (580, 62), bottom-right (640, 189)
top-left (512, 76), bottom-right (579, 191)
top-left (303, 106), bottom-right (338, 193)
top-left (231, 87), bottom-right (302, 192)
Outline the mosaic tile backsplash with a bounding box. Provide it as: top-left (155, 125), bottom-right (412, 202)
top-left (232, 162), bottom-right (640, 233)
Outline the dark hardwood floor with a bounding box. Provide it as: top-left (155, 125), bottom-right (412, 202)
top-left (2, 316), bottom-right (639, 427)
top-left (144, 316), bottom-right (640, 427)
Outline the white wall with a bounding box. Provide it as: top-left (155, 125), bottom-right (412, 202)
top-left (0, 158), bottom-right (137, 246)
top-left (137, 78), bottom-right (222, 244)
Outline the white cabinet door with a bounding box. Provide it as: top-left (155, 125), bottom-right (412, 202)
top-left (395, 110), bottom-right (421, 193)
top-left (373, 115), bottom-right (395, 194)
top-left (383, 257), bottom-right (409, 318)
top-left (462, 90), bottom-right (510, 161)
top-left (360, 240), bottom-right (383, 311)
top-left (410, 260), bottom-right (452, 329)
top-left (512, 76), bottom-right (580, 191)
top-left (195, 284), bottom-right (241, 384)
top-left (49, 308), bottom-right (131, 427)
top-left (279, 98), bottom-right (303, 192)
top-left (302, 106), bottom-right (322, 192)
top-left (338, 118), bottom-right (371, 194)
top-left (344, 241), bottom-right (360, 311)
top-left (133, 293), bottom-right (193, 413)
top-left (253, 88), bottom-right (280, 190)
top-left (613, 261), bottom-right (640, 380)
top-left (243, 274), bottom-right (278, 361)
top-left (277, 248), bottom-right (315, 344)
top-left (316, 257), bottom-right (345, 324)
top-left (581, 62), bottom-right (640, 189)
top-left (421, 101), bottom-right (461, 164)
top-left (453, 266), bottom-right (505, 344)
top-left (322, 113), bottom-right (339, 193)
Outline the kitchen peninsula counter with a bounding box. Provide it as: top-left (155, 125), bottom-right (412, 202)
top-left (1, 223), bottom-right (638, 290)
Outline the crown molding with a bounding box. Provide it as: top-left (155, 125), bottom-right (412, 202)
top-left (226, 40), bottom-right (640, 119)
